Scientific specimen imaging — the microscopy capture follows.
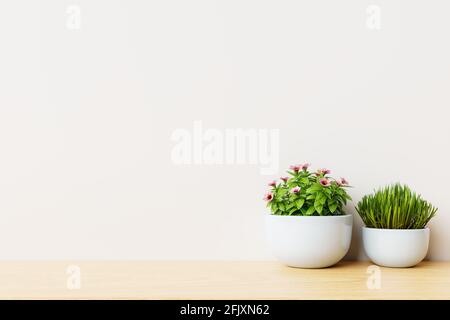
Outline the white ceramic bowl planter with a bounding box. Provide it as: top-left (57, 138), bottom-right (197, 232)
top-left (356, 184), bottom-right (437, 268)
top-left (362, 227), bottom-right (430, 268)
top-left (266, 214), bottom-right (353, 268)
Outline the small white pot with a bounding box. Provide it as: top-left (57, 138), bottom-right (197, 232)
top-left (362, 227), bottom-right (430, 268)
top-left (266, 214), bottom-right (353, 268)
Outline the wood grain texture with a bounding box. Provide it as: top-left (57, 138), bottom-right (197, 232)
top-left (0, 261), bottom-right (449, 299)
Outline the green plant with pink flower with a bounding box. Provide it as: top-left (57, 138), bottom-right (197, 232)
top-left (263, 163), bottom-right (352, 216)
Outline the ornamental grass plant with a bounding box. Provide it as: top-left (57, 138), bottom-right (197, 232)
top-left (356, 184), bottom-right (437, 229)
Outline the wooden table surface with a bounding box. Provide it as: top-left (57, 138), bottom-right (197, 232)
top-left (0, 261), bottom-right (449, 299)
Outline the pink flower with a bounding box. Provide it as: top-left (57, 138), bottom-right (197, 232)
top-left (301, 163), bottom-right (310, 170)
top-left (337, 177), bottom-right (349, 186)
top-left (268, 180), bottom-right (277, 187)
top-left (290, 186), bottom-right (301, 194)
top-left (319, 178), bottom-right (331, 187)
top-left (315, 168), bottom-right (331, 176)
top-left (263, 192), bottom-right (273, 202)
top-left (280, 177), bottom-right (289, 183)
top-left (289, 164), bottom-right (302, 173)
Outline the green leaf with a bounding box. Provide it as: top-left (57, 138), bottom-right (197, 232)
top-left (300, 178), bottom-right (309, 184)
top-left (314, 201), bottom-right (323, 215)
top-left (305, 206), bottom-right (315, 216)
top-left (316, 192), bottom-right (324, 202)
top-left (306, 184), bottom-right (321, 194)
top-left (329, 202), bottom-right (338, 213)
top-left (295, 198), bottom-right (305, 209)
top-left (318, 193), bottom-right (327, 205)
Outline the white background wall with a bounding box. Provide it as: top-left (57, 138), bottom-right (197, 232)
top-left (0, 0), bottom-right (449, 260)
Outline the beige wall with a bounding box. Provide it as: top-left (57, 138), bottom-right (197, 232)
top-left (0, 0), bottom-right (448, 260)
